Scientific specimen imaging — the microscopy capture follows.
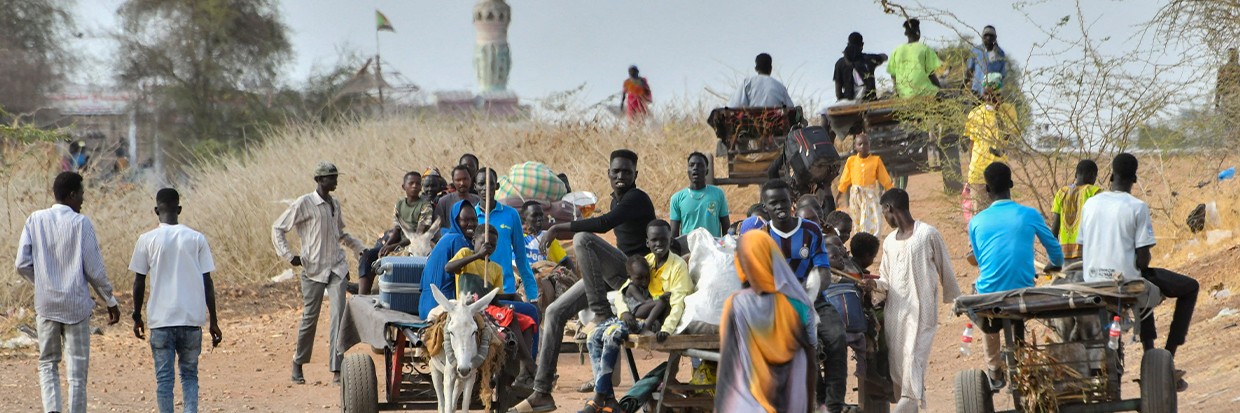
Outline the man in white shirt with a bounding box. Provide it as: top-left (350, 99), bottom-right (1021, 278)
top-left (130, 188), bottom-right (221, 413)
top-left (15, 172), bottom-right (121, 413)
top-left (1080, 153), bottom-right (1198, 389)
top-left (273, 162), bottom-right (366, 384)
top-left (728, 53), bottom-right (795, 108)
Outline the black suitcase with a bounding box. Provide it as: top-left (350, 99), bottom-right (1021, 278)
top-left (783, 126), bottom-right (841, 184)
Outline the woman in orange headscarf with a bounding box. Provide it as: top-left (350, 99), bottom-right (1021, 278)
top-left (715, 231), bottom-right (817, 413)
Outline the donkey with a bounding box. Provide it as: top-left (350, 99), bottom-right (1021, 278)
top-left (429, 285), bottom-right (498, 413)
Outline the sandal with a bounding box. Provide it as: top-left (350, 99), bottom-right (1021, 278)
top-left (507, 398), bottom-right (557, 413)
top-left (578, 399), bottom-right (616, 413)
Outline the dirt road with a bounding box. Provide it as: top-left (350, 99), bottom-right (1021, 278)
top-left (2, 173), bottom-right (1239, 412)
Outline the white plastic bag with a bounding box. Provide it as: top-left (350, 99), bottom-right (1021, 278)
top-left (675, 228), bottom-right (741, 333)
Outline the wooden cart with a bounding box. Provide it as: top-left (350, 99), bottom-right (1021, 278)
top-left (704, 107), bottom-right (806, 187)
top-left (625, 334), bottom-right (721, 412)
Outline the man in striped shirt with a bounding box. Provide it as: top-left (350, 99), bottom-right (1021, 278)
top-left (272, 162), bottom-right (366, 385)
top-left (15, 172), bottom-right (121, 413)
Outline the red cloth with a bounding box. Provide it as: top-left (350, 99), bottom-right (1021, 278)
top-left (485, 305), bottom-right (536, 332)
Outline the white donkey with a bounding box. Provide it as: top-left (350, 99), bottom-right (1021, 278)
top-left (429, 285), bottom-right (498, 413)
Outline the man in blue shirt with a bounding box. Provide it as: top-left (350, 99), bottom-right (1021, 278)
top-left (754, 179), bottom-right (849, 413)
top-left (967, 162), bottom-right (1062, 389)
top-left (966, 25), bottom-right (1008, 97)
top-left (475, 168), bottom-right (538, 300)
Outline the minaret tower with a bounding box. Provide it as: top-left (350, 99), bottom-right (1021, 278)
top-left (473, 0), bottom-right (511, 92)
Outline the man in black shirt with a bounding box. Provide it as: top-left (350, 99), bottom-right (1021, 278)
top-left (833, 32), bottom-right (888, 101)
top-left (514, 149), bottom-right (656, 412)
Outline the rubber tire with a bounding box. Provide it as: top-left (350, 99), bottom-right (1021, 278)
top-left (954, 369), bottom-right (995, 413)
top-left (1139, 349), bottom-right (1176, 413)
top-left (342, 353), bottom-right (378, 413)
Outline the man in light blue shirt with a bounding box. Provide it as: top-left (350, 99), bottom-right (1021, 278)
top-left (967, 162), bottom-right (1062, 389)
top-left (966, 25), bottom-right (1008, 97)
top-left (669, 152), bottom-right (730, 237)
top-left (727, 53), bottom-right (795, 108)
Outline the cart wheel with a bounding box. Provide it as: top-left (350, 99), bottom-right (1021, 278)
top-left (954, 369), bottom-right (994, 413)
top-left (341, 353), bottom-right (378, 413)
top-left (1139, 349), bottom-right (1176, 413)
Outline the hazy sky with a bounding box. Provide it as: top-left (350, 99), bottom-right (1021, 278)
top-left (71, 0), bottom-right (1179, 108)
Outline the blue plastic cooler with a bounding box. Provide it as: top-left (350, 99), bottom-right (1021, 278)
top-left (376, 256), bottom-right (428, 315)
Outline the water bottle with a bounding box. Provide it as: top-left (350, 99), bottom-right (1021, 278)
top-left (960, 323), bottom-right (975, 355)
top-left (1108, 316), bottom-right (1122, 350)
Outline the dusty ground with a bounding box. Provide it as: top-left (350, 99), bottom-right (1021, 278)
top-left (3, 169), bottom-right (1240, 412)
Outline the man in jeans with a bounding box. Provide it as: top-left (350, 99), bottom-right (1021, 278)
top-left (130, 188), bottom-right (223, 413)
top-left (1080, 153), bottom-right (1198, 391)
top-left (273, 162), bottom-right (366, 384)
top-left (512, 149), bottom-right (656, 412)
top-left (15, 172), bottom-right (121, 413)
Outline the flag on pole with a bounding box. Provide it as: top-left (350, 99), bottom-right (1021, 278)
top-left (376, 10), bottom-right (395, 32)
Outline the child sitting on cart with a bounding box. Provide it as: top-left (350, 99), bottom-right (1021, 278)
top-left (444, 224), bottom-right (539, 387)
top-left (581, 220), bottom-right (694, 413)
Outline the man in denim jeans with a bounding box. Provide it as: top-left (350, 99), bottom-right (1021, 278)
top-left (130, 188), bottom-right (222, 413)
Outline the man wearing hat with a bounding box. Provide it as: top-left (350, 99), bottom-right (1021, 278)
top-left (272, 161), bottom-right (366, 384)
top-left (967, 25), bottom-right (1009, 98)
top-left (833, 32), bottom-right (888, 102)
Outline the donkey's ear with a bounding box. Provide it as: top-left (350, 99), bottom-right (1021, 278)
top-left (431, 284), bottom-right (454, 311)
top-left (468, 288), bottom-right (499, 313)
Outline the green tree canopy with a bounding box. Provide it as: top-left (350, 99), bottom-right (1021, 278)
top-left (115, 0), bottom-right (291, 158)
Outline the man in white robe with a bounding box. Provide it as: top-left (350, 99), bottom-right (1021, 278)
top-left (870, 188), bottom-right (961, 412)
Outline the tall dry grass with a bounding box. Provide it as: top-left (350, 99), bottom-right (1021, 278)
top-left (2, 115), bottom-right (1237, 315)
top-left (1, 116), bottom-right (760, 312)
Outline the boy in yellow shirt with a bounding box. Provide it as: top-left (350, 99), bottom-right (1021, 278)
top-left (836, 133), bottom-right (894, 236)
top-left (580, 220), bottom-right (694, 412)
top-left (444, 224), bottom-right (539, 387)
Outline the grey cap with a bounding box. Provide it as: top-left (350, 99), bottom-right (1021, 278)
top-left (313, 161), bottom-right (340, 178)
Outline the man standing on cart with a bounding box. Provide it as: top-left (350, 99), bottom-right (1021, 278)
top-left (966, 163), bottom-right (1063, 390)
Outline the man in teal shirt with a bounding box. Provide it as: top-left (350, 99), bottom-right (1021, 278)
top-left (967, 162), bottom-right (1062, 390)
top-left (669, 152), bottom-right (730, 237)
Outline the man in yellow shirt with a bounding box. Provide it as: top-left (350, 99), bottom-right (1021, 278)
top-left (965, 73), bottom-right (1018, 213)
top-left (1050, 160), bottom-right (1100, 262)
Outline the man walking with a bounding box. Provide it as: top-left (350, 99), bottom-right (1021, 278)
top-left (16, 171), bottom-right (121, 413)
top-left (968, 163), bottom-right (1063, 389)
top-left (669, 152), bottom-right (729, 237)
top-left (130, 188), bottom-right (222, 412)
top-left (1080, 153), bottom-right (1198, 390)
top-left (872, 188), bottom-right (961, 412)
top-left (272, 162), bottom-right (366, 384)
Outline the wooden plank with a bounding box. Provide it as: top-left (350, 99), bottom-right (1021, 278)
top-left (625, 333), bottom-right (720, 351)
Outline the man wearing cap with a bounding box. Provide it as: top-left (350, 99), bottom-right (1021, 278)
top-left (833, 32), bottom-right (888, 102)
top-left (728, 53), bottom-right (795, 108)
top-left (272, 161), bottom-right (366, 385)
top-left (966, 25), bottom-right (1008, 98)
